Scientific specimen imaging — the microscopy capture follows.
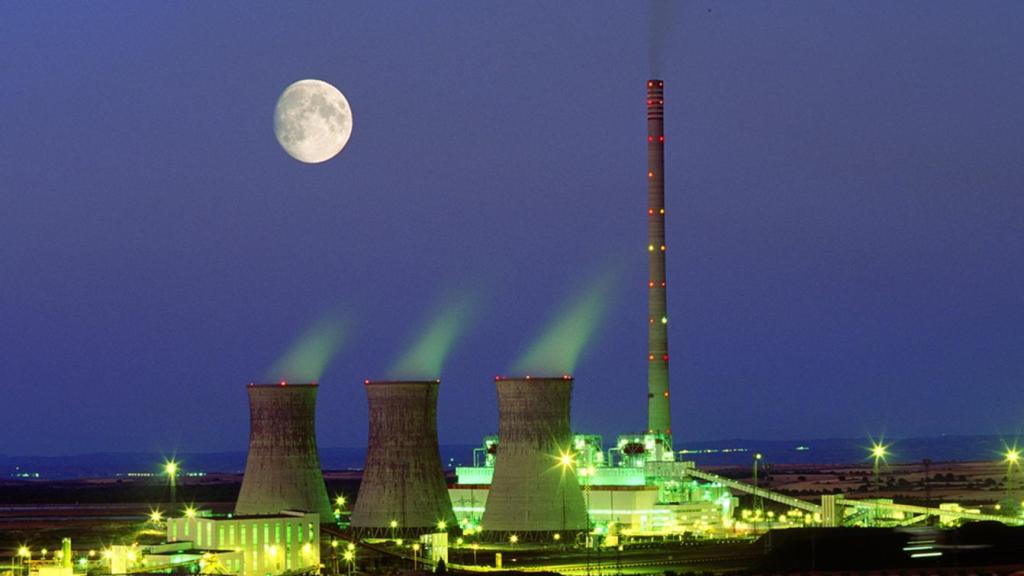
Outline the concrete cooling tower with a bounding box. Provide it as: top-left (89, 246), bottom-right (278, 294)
top-left (481, 376), bottom-right (588, 538)
top-left (234, 383), bottom-right (334, 520)
top-left (350, 380), bottom-right (456, 536)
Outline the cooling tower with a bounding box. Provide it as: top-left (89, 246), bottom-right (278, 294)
top-left (350, 380), bottom-right (456, 536)
top-left (481, 376), bottom-right (588, 538)
top-left (646, 79), bottom-right (672, 437)
top-left (234, 382), bottom-right (334, 520)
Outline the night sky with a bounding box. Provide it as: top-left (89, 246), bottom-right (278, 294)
top-left (3, 2), bottom-right (1023, 457)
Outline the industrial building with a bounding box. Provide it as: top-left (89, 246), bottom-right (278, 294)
top-left (234, 382), bottom-right (334, 521)
top-left (165, 510), bottom-right (320, 576)
top-left (350, 379), bottom-right (457, 536)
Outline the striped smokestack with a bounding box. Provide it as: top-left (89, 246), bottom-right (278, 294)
top-left (646, 79), bottom-right (671, 437)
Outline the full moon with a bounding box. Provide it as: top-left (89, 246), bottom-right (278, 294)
top-left (273, 79), bottom-right (352, 163)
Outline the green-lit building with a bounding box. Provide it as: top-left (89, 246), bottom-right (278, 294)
top-left (450, 433), bottom-right (737, 537)
top-left (165, 510), bottom-right (320, 576)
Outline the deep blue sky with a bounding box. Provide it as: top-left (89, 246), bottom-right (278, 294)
top-left (2, 2), bottom-right (1023, 457)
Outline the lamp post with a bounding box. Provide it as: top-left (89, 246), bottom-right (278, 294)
top-left (389, 519), bottom-right (398, 541)
top-left (557, 450), bottom-right (575, 547)
top-left (870, 441), bottom-right (888, 527)
top-left (752, 453), bottom-right (763, 532)
top-left (1003, 445), bottom-right (1020, 510)
top-left (411, 543), bottom-right (420, 572)
top-left (164, 460), bottom-right (178, 505)
top-left (342, 550), bottom-right (354, 576)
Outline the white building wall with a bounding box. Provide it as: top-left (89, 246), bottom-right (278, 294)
top-left (167, 513), bottom-right (319, 576)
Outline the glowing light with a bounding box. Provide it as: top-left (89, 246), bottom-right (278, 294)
top-left (553, 533), bottom-right (561, 541)
top-left (660, 245), bottom-right (666, 251)
top-left (18, 547), bottom-right (29, 558)
top-left (661, 316), bottom-right (667, 324)
top-left (648, 244), bottom-right (654, 252)
top-left (412, 544), bottom-right (421, 552)
top-left (164, 460), bottom-right (178, 476)
top-left (558, 451), bottom-right (575, 468)
top-left (266, 545), bottom-right (278, 557)
top-left (1005, 447), bottom-right (1021, 465)
top-left (509, 535), bottom-right (518, 544)
top-left (331, 540), bottom-right (339, 549)
top-left (389, 520), bottom-right (398, 529)
top-left (647, 171), bottom-right (654, 178)
top-left (335, 495), bottom-right (347, 507)
top-left (149, 509), bottom-right (164, 523)
top-left (302, 543), bottom-right (312, 555)
top-left (343, 551), bottom-right (354, 561)
top-left (871, 442), bottom-right (888, 460)
top-left (184, 506), bottom-right (197, 519)
top-left (436, 520), bottom-right (447, 531)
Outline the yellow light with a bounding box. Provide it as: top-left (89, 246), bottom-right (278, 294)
top-left (346, 543), bottom-right (355, 551)
top-left (558, 450), bottom-right (575, 468)
top-left (754, 453), bottom-right (762, 460)
top-left (267, 545), bottom-right (278, 557)
top-left (389, 519), bottom-right (398, 529)
top-left (88, 550), bottom-right (95, 558)
top-left (149, 509), bottom-right (163, 523)
top-left (335, 495), bottom-right (346, 507)
top-left (412, 544), bottom-right (420, 552)
top-left (437, 520), bottom-right (447, 531)
top-left (1005, 448), bottom-right (1021, 465)
top-left (18, 547), bottom-right (29, 558)
top-left (331, 540), bottom-right (338, 549)
top-left (343, 551), bottom-right (354, 561)
top-left (553, 533), bottom-right (561, 541)
top-left (509, 535), bottom-right (518, 544)
top-left (184, 506), bottom-right (196, 519)
top-left (126, 551), bottom-right (136, 563)
top-left (871, 442), bottom-right (888, 460)
top-left (164, 460), bottom-right (178, 476)
top-left (302, 543), bottom-right (312, 555)
top-left (647, 244), bottom-right (654, 252)
top-left (102, 550), bottom-right (113, 560)
top-left (456, 537), bottom-right (464, 545)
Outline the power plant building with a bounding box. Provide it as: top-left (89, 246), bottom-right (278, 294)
top-left (350, 380), bottom-right (456, 536)
top-left (449, 80), bottom-right (738, 538)
top-left (165, 510), bottom-right (320, 576)
top-left (234, 383), bottom-right (334, 521)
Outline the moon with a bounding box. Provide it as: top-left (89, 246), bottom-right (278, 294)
top-left (274, 79), bottom-right (352, 163)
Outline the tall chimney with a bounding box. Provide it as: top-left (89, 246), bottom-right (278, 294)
top-left (646, 79), bottom-right (671, 437)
